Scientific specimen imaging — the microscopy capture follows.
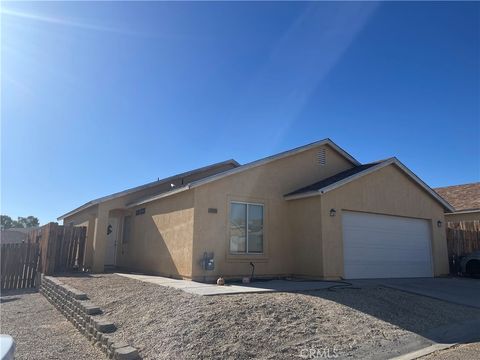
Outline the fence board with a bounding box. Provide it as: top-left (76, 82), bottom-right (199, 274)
top-left (446, 220), bottom-right (480, 273)
top-left (1, 223), bottom-right (87, 290)
top-left (0, 242), bottom-right (40, 291)
top-left (31, 242), bottom-right (40, 288)
top-left (0, 243), bottom-right (6, 288)
top-left (2, 244), bottom-right (9, 289)
top-left (22, 241), bottom-right (32, 289)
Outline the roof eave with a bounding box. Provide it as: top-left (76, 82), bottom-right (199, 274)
top-left (445, 208), bottom-right (480, 215)
top-left (57, 203), bottom-right (98, 221)
top-left (285, 158), bottom-right (456, 213)
top-left (392, 159), bottom-right (455, 213)
top-left (284, 159), bottom-right (394, 201)
top-left (126, 185), bottom-right (190, 208)
top-left (188, 139), bottom-right (360, 190)
top-left (57, 159), bottom-right (239, 220)
top-left (118, 139), bottom-right (360, 207)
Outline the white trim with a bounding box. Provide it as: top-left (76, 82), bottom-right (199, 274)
top-left (284, 158), bottom-right (455, 212)
top-left (59, 139), bottom-right (356, 219)
top-left (122, 139), bottom-right (360, 208)
top-left (285, 160), bottom-right (392, 201)
top-left (446, 209), bottom-right (480, 215)
top-left (393, 159), bottom-right (455, 212)
top-left (230, 200), bottom-right (265, 207)
top-left (126, 186), bottom-right (190, 208)
top-left (188, 139), bottom-right (360, 189)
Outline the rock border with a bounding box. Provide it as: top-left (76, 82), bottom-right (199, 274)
top-left (40, 275), bottom-right (140, 360)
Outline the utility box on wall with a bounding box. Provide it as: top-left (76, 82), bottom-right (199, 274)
top-left (201, 252), bottom-right (215, 271)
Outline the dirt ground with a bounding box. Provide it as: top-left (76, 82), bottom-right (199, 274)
top-left (56, 274), bottom-right (480, 360)
top-left (0, 291), bottom-right (105, 360)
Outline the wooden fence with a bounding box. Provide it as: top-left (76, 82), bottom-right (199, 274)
top-left (446, 220), bottom-right (480, 273)
top-left (1, 223), bottom-right (87, 291)
top-left (1, 242), bottom-right (40, 290)
top-left (53, 225), bottom-right (86, 273)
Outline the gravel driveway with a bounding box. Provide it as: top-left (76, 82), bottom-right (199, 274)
top-left (57, 274), bottom-right (480, 360)
top-left (0, 291), bottom-right (104, 360)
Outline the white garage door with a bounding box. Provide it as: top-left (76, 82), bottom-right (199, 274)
top-left (342, 211), bottom-right (433, 279)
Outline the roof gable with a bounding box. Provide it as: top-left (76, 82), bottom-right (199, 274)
top-left (127, 139), bottom-right (361, 207)
top-left (284, 158), bottom-right (455, 212)
top-left (285, 161), bottom-right (383, 197)
top-left (182, 139), bottom-right (359, 188)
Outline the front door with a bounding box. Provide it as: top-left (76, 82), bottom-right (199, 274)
top-left (105, 217), bottom-right (118, 266)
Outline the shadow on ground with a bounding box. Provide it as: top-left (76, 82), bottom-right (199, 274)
top-left (303, 283), bottom-right (480, 345)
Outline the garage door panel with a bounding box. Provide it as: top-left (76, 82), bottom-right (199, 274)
top-left (342, 211), bottom-right (433, 279)
top-left (344, 236), bottom-right (430, 253)
top-left (345, 260), bottom-right (432, 279)
top-left (345, 246), bottom-right (430, 261)
top-left (343, 232), bottom-right (429, 249)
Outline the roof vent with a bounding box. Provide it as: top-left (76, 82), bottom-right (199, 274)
top-left (317, 148), bottom-right (326, 166)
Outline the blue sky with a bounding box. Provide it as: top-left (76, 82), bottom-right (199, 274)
top-left (1, 1), bottom-right (479, 224)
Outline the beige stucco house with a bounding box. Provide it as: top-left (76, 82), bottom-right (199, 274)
top-left (58, 139), bottom-right (454, 281)
top-left (434, 183), bottom-right (480, 223)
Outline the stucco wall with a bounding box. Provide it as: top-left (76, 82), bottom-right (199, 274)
top-left (445, 211), bottom-right (480, 222)
top-left (117, 190), bottom-right (195, 278)
top-left (62, 147), bottom-right (449, 280)
top-left (191, 144), bottom-right (354, 281)
top-left (317, 164), bottom-right (448, 279)
top-left (62, 162), bottom-right (235, 273)
top-left (288, 196), bottom-right (324, 278)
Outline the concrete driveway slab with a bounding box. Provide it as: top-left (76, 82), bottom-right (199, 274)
top-left (351, 277), bottom-right (480, 309)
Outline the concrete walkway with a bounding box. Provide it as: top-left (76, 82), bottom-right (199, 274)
top-left (116, 273), bottom-right (347, 296)
top-left (116, 274), bottom-right (480, 308)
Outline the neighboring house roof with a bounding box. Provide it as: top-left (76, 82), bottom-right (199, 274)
top-left (283, 158), bottom-right (455, 212)
top-left (57, 159), bottom-right (240, 220)
top-left (434, 182), bottom-right (480, 213)
top-left (127, 138), bottom-right (361, 207)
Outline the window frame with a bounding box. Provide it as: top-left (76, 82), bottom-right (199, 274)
top-left (229, 201), bottom-right (264, 255)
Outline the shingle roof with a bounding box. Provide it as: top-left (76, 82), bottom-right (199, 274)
top-left (285, 160), bottom-right (386, 197)
top-left (126, 139), bottom-right (362, 208)
top-left (58, 159), bottom-right (239, 220)
top-left (434, 182), bottom-right (480, 211)
top-left (284, 158), bottom-right (454, 212)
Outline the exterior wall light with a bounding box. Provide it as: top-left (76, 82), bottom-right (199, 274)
top-left (330, 209), bottom-right (336, 217)
top-left (437, 220), bottom-right (442, 227)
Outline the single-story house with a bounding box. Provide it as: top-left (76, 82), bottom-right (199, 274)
top-left (58, 139), bottom-right (454, 281)
top-left (434, 183), bottom-right (480, 223)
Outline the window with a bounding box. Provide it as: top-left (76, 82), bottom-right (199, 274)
top-left (135, 208), bottom-right (145, 216)
top-left (229, 202), bottom-right (264, 254)
top-left (122, 216), bottom-right (131, 244)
